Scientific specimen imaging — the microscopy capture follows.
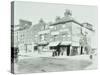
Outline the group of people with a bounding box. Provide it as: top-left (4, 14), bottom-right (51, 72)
top-left (11, 47), bottom-right (19, 63)
top-left (52, 46), bottom-right (68, 57)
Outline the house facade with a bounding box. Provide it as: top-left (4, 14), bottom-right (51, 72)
top-left (12, 9), bottom-right (94, 56)
top-left (34, 9), bottom-right (94, 56)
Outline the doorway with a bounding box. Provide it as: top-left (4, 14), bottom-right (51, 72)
top-left (80, 46), bottom-right (83, 55)
top-left (67, 45), bottom-right (70, 56)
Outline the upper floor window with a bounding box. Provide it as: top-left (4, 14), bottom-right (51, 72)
top-left (54, 35), bottom-right (57, 41)
top-left (54, 26), bottom-right (57, 30)
top-left (62, 24), bottom-right (66, 28)
top-left (67, 34), bottom-right (71, 38)
top-left (45, 25), bottom-right (49, 29)
top-left (49, 26), bottom-right (54, 29)
top-left (41, 25), bottom-right (45, 30)
top-left (62, 34), bottom-right (66, 41)
top-left (40, 34), bottom-right (45, 41)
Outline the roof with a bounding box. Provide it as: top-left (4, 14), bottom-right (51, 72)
top-left (11, 24), bottom-right (32, 32)
top-left (50, 20), bottom-right (94, 32)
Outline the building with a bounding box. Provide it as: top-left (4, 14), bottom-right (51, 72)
top-left (12, 19), bottom-right (34, 55)
top-left (12, 9), bottom-right (95, 57)
top-left (34, 9), bottom-right (94, 56)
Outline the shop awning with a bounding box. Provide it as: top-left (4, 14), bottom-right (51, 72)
top-left (60, 41), bottom-right (71, 45)
top-left (48, 41), bottom-right (60, 46)
top-left (72, 42), bottom-right (80, 46)
top-left (37, 41), bottom-right (48, 46)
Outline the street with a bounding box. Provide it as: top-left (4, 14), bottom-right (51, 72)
top-left (14, 55), bottom-right (95, 74)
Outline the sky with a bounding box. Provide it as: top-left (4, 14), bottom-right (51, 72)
top-left (14, 1), bottom-right (97, 28)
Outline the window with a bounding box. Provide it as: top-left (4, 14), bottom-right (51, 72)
top-left (40, 34), bottom-right (45, 41)
top-left (41, 25), bottom-right (45, 30)
top-left (62, 34), bottom-right (66, 41)
top-left (54, 35), bottom-right (57, 41)
top-left (45, 25), bottom-right (48, 29)
top-left (54, 26), bottom-right (57, 30)
top-left (67, 34), bottom-right (71, 37)
top-left (62, 24), bottom-right (66, 28)
top-left (49, 26), bottom-right (54, 29)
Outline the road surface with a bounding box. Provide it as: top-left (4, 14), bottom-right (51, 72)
top-left (14, 56), bottom-right (94, 74)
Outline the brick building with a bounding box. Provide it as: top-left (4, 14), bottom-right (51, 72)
top-left (12, 19), bottom-right (33, 55)
top-left (12, 9), bottom-right (94, 56)
top-left (33, 9), bottom-right (94, 56)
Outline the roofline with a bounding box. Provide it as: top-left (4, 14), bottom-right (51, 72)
top-left (50, 20), bottom-right (73, 26)
top-left (73, 20), bottom-right (95, 31)
top-left (50, 20), bottom-right (95, 32)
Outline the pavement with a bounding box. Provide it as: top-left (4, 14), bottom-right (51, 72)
top-left (85, 55), bottom-right (98, 70)
top-left (18, 51), bottom-right (91, 60)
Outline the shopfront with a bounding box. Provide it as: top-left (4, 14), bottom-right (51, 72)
top-left (60, 41), bottom-right (71, 56)
top-left (71, 42), bottom-right (80, 56)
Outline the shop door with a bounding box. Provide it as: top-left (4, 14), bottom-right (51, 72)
top-left (67, 45), bottom-right (70, 56)
top-left (80, 46), bottom-right (83, 55)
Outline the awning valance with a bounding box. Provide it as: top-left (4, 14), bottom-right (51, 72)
top-left (48, 41), bottom-right (60, 46)
top-left (72, 42), bottom-right (80, 46)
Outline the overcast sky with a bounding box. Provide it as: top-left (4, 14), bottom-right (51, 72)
top-left (14, 1), bottom-right (97, 28)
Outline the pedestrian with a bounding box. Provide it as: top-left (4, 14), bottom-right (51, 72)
top-left (90, 54), bottom-right (93, 60)
top-left (56, 46), bottom-right (60, 56)
top-left (14, 47), bottom-right (19, 63)
top-left (52, 48), bottom-right (57, 57)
